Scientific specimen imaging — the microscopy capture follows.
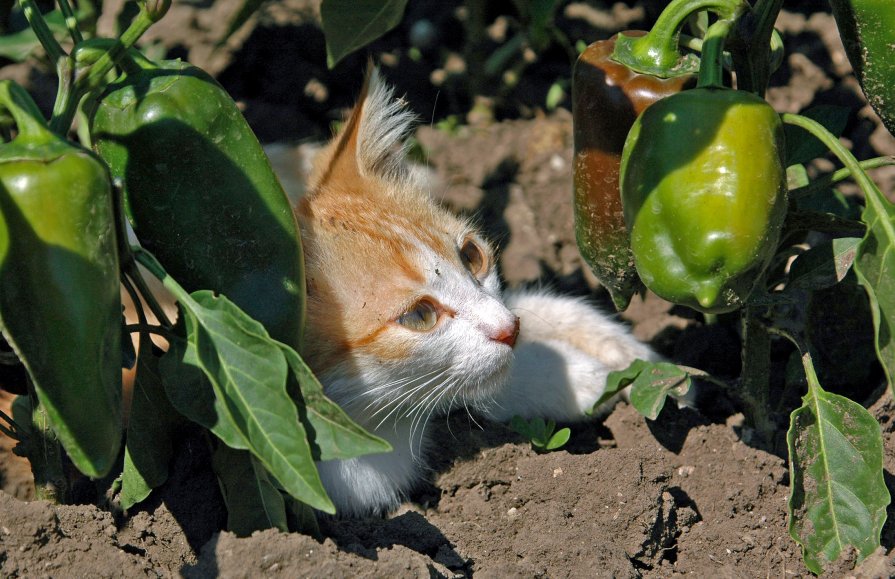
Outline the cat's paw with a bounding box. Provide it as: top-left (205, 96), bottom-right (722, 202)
top-left (482, 338), bottom-right (622, 422)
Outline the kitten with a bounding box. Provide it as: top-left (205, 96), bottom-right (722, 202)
top-left (294, 69), bottom-right (659, 518)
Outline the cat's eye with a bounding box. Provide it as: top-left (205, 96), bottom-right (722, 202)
top-left (397, 299), bottom-right (439, 332)
top-left (459, 238), bottom-right (487, 277)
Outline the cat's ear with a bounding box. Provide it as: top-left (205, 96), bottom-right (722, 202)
top-left (311, 65), bottom-right (417, 191)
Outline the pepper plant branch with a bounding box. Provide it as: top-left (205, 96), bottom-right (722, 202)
top-left (50, 0), bottom-right (170, 134)
top-left (48, 55), bottom-right (76, 135)
top-left (697, 18), bottom-right (733, 88)
top-left (17, 0), bottom-right (65, 63)
top-left (0, 409), bottom-right (17, 441)
top-left (782, 113), bottom-right (895, 244)
top-left (124, 323), bottom-right (175, 342)
top-left (123, 262), bottom-right (174, 330)
top-left (612, 0), bottom-right (745, 77)
top-left (55, 0), bottom-right (83, 44)
top-left (788, 156), bottom-right (895, 200)
top-left (133, 248), bottom-right (200, 316)
top-left (729, 0), bottom-right (783, 95)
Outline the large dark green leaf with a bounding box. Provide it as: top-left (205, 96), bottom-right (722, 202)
top-left (852, 181), bottom-right (895, 396)
top-left (175, 291), bottom-right (334, 514)
top-left (120, 342), bottom-right (185, 510)
top-left (787, 353), bottom-right (889, 573)
top-left (276, 342), bottom-right (391, 461)
top-left (320, 0), bottom-right (410, 67)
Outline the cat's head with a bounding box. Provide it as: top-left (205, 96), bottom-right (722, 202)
top-left (295, 68), bottom-right (519, 427)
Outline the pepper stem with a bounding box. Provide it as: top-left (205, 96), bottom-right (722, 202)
top-left (697, 18), bottom-right (733, 88)
top-left (0, 80), bottom-right (55, 143)
top-left (612, 0), bottom-right (744, 77)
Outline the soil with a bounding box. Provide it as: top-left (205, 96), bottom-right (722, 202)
top-left (2, 0), bottom-right (895, 577)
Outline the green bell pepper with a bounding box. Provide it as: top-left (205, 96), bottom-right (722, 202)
top-left (89, 51), bottom-right (305, 349)
top-left (620, 86), bottom-right (787, 313)
top-left (0, 80), bottom-right (122, 478)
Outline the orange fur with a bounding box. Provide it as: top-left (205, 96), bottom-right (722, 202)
top-left (296, 71), bottom-right (482, 373)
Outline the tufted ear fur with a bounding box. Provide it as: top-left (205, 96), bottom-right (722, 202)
top-left (309, 66), bottom-right (418, 193)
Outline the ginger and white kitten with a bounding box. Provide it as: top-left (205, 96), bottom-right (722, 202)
top-left (294, 69), bottom-right (658, 517)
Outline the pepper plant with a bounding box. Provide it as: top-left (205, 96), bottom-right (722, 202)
top-left (0, 0), bottom-right (390, 536)
top-left (571, 0), bottom-right (893, 573)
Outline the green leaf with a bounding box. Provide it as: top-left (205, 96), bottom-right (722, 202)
top-left (275, 342), bottom-right (391, 461)
top-left (320, 0), bottom-right (410, 67)
top-left (175, 291), bottom-right (334, 514)
top-left (120, 343), bottom-right (185, 510)
top-left (545, 427), bottom-right (570, 451)
top-left (529, 417), bottom-right (550, 447)
top-left (785, 106), bottom-right (850, 166)
top-left (787, 353), bottom-right (889, 573)
top-left (628, 362), bottom-right (691, 420)
top-left (788, 237), bottom-right (861, 291)
top-left (852, 181), bottom-right (895, 396)
top-left (212, 444), bottom-right (288, 536)
top-left (592, 358), bottom-right (651, 412)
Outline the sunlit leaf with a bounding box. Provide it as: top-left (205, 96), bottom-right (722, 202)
top-left (545, 427), bottom-right (570, 451)
top-left (787, 354), bottom-right (889, 573)
top-left (852, 180), bottom-right (895, 396)
top-left (276, 342), bottom-right (391, 461)
top-left (173, 291), bottom-right (334, 514)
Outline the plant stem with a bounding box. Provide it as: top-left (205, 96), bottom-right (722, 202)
top-left (612, 0), bottom-right (744, 77)
top-left (697, 18), bottom-right (733, 89)
top-left (51, 1), bottom-right (169, 134)
top-left (728, 0), bottom-right (784, 95)
top-left (782, 114), bottom-right (895, 243)
top-left (48, 55), bottom-right (76, 135)
top-left (739, 308), bottom-right (777, 445)
top-left (124, 323), bottom-right (175, 341)
top-left (55, 0), bottom-right (83, 44)
top-left (788, 156), bottom-right (895, 200)
top-left (676, 364), bottom-right (733, 390)
top-left (29, 397), bottom-right (68, 503)
top-left (17, 0), bottom-right (65, 63)
top-left (0, 408), bottom-right (17, 440)
top-left (134, 248), bottom-right (197, 313)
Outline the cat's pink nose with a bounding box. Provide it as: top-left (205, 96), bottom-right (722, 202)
top-left (492, 316), bottom-right (520, 348)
